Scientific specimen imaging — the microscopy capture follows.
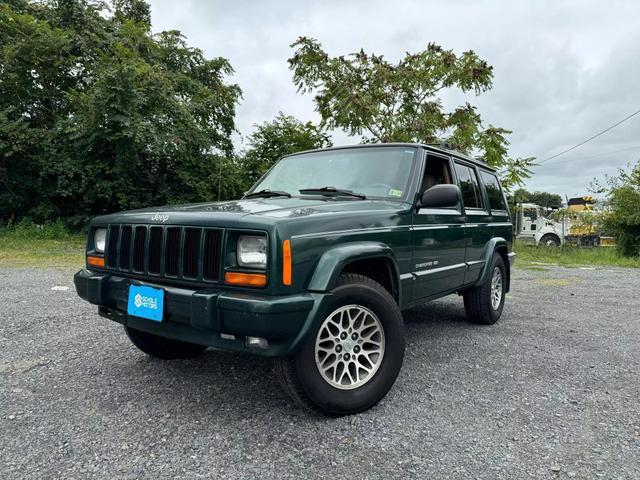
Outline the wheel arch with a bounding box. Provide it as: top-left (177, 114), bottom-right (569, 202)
top-left (535, 227), bottom-right (562, 245)
top-left (306, 242), bottom-right (401, 304)
top-left (475, 237), bottom-right (511, 293)
top-left (539, 232), bottom-right (562, 246)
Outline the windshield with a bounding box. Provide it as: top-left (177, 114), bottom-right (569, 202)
top-left (250, 147), bottom-right (417, 200)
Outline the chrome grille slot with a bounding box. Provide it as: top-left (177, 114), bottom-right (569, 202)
top-left (148, 227), bottom-right (163, 274)
top-left (106, 226), bottom-right (120, 269)
top-left (132, 226), bottom-right (147, 272)
top-left (183, 228), bottom-right (201, 278)
top-left (119, 226), bottom-right (132, 270)
top-left (203, 230), bottom-right (222, 281)
top-left (164, 227), bottom-right (180, 276)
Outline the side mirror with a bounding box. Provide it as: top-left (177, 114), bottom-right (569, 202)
top-left (417, 184), bottom-right (461, 209)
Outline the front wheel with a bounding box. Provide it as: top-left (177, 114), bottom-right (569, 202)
top-left (274, 273), bottom-right (405, 416)
top-left (463, 254), bottom-right (506, 325)
top-left (540, 233), bottom-right (561, 247)
top-left (124, 326), bottom-right (207, 359)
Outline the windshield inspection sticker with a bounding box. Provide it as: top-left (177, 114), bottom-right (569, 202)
top-left (388, 189), bottom-right (403, 197)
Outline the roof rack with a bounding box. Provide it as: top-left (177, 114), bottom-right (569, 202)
top-left (425, 142), bottom-right (486, 163)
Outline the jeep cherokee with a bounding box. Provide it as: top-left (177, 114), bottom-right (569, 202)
top-left (74, 143), bottom-right (515, 416)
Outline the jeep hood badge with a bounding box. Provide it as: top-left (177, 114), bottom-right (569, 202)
top-left (151, 213), bottom-right (169, 223)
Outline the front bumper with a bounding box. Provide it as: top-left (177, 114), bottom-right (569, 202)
top-left (74, 269), bottom-right (331, 357)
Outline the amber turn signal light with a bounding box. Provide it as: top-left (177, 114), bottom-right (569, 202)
top-left (224, 271), bottom-right (267, 287)
top-left (282, 239), bottom-right (292, 286)
top-left (87, 255), bottom-right (105, 268)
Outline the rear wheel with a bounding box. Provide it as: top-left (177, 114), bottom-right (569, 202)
top-left (124, 326), bottom-right (207, 359)
top-left (274, 273), bottom-right (405, 416)
top-left (463, 254), bottom-right (506, 325)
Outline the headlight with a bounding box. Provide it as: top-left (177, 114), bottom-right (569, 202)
top-left (237, 235), bottom-right (267, 269)
top-left (94, 228), bottom-right (107, 253)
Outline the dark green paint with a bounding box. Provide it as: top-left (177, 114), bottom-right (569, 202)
top-left (75, 144), bottom-right (515, 357)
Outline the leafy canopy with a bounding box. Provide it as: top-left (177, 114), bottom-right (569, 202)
top-left (288, 37), bottom-right (533, 188)
top-left (509, 188), bottom-right (564, 210)
top-left (0, 0), bottom-right (241, 227)
top-left (242, 112), bottom-right (332, 183)
top-left (595, 161), bottom-right (640, 257)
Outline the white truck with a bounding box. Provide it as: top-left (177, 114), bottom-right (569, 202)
top-left (514, 203), bottom-right (566, 246)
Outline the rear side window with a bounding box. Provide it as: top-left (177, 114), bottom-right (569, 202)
top-left (454, 163), bottom-right (482, 209)
top-left (480, 171), bottom-right (507, 211)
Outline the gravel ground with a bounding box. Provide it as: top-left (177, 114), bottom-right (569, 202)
top-left (1, 265), bottom-right (639, 479)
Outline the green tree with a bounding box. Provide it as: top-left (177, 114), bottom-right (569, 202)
top-left (241, 112), bottom-right (332, 187)
top-left (288, 37), bottom-right (534, 187)
top-left (0, 0), bottom-right (241, 227)
top-left (509, 188), bottom-right (563, 210)
top-left (598, 161), bottom-right (640, 257)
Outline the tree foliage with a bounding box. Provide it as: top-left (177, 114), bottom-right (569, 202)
top-left (0, 0), bottom-right (241, 227)
top-left (509, 188), bottom-right (564, 210)
top-left (241, 112), bottom-right (332, 185)
top-left (288, 37), bottom-right (533, 186)
top-left (596, 161), bottom-right (640, 257)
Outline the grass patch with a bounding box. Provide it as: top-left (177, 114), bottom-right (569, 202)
top-left (514, 242), bottom-right (640, 268)
top-left (0, 221), bottom-right (85, 268)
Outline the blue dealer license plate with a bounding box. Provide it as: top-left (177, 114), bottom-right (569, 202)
top-left (127, 285), bottom-right (164, 322)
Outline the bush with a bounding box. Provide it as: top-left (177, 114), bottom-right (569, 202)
top-left (0, 0), bottom-right (241, 227)
top-left (0, 219), bottom-right (72, 240)
top-left (599, 161), bottom-right (640, 257)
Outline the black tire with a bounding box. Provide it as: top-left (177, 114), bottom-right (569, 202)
top-left (274, 273), bottom-right (405, 416)
top-left (463, 254), bottom-right (506, 325)
top-left (540, 233), bottom-right (561, 247)
top-left (124, 326), bottom-right (207, 360)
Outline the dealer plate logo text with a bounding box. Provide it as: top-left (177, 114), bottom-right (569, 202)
top-left (133, 293), bottom-right (158, 310)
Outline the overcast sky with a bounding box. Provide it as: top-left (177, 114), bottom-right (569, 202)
top-left (147, 0), bottom-right (640, 197)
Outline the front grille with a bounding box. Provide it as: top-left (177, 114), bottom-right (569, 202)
top-left (104, 225), bottom-right (222, 282)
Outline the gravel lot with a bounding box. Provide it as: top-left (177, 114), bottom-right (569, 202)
top-left (1, 265), bottom-right (639, 479)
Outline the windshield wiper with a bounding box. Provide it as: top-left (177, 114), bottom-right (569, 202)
top-left (244, 189), bottom-right (291, 199)
top-left (299, 186), bottom-right (367, 199)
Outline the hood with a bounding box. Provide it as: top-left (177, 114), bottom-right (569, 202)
top-left (92, 197), bottom-right (410, 228)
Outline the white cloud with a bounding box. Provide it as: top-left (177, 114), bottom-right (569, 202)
top-left (147, 0), bottom-right (640, 196)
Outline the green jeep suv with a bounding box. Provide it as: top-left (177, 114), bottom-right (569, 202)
top-left (74, 144), bottom-right (515, 416)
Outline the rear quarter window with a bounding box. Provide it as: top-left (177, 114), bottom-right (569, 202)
top-left (479, 171), bottom-right (507, 211)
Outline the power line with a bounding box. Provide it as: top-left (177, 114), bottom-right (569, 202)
top-left (568, 144), bottom-right (640, 161)
top-left (539, 144), bottom-right (640, 163)
top-left (538, 108), bottom-right (640, 164)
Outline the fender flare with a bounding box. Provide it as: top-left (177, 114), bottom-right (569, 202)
top-left (306, 242), bottom-right (401, 298)
top-left (475, 237), bottom-right (511, 292)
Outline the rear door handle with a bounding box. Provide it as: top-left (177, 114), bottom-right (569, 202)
top-left (455, 216), bottom-right (467, 223)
